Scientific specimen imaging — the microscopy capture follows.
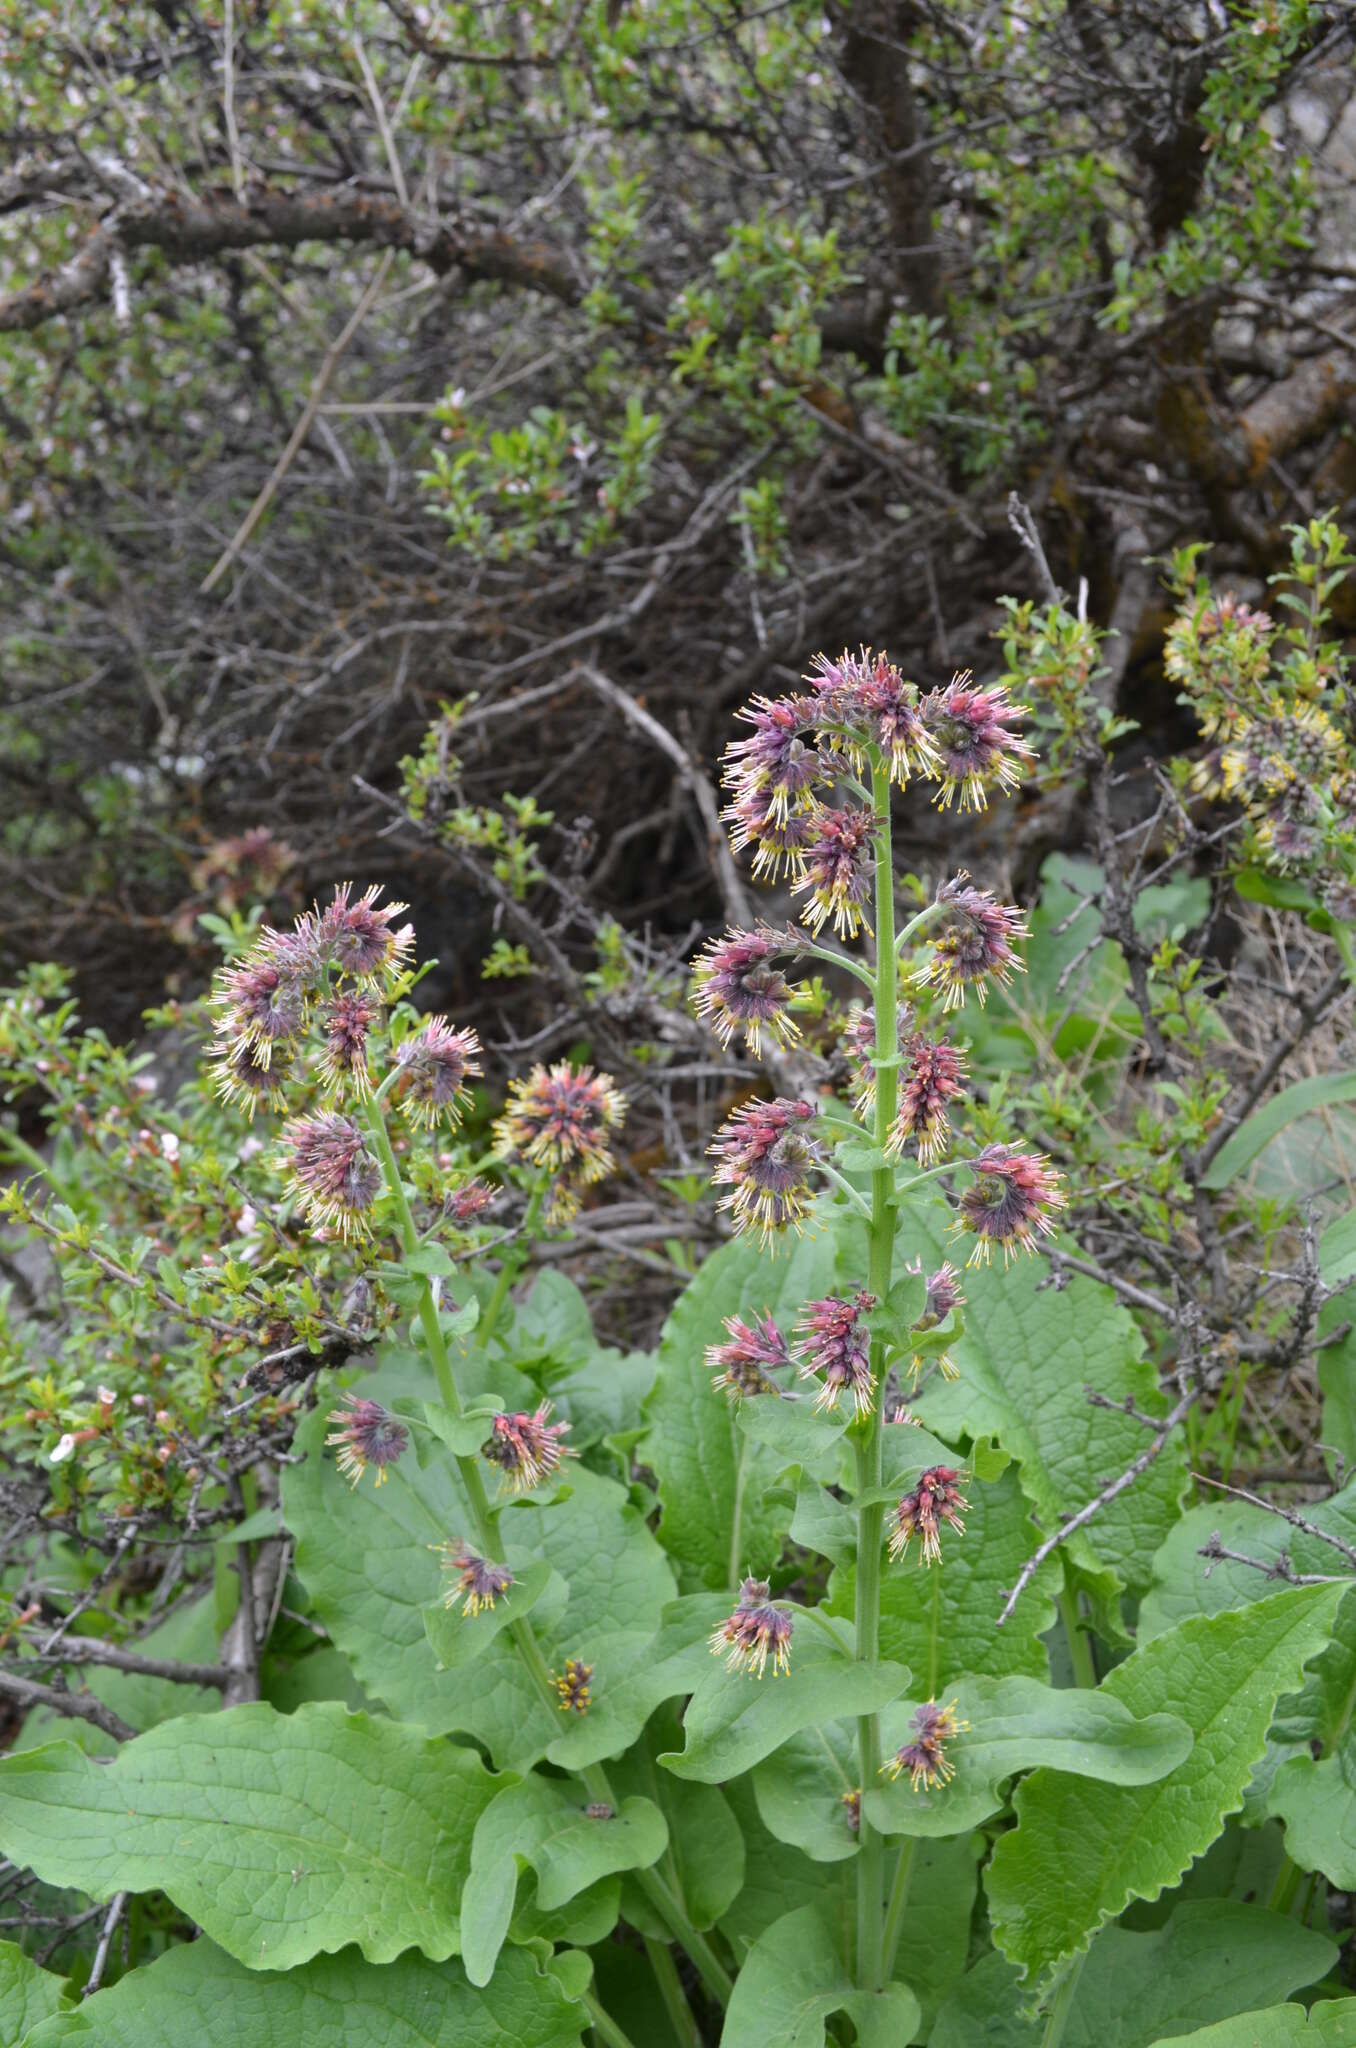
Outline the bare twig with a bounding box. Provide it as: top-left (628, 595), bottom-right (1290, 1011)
top-left (1192, 1471), bottom-right (1356, 1573)
top-left (1198, 1532), bottom-right (1341, 1588)
top-left (1007, 493), bottom-right (1062, 604)
top-left (83, 1892), bottom-right (129, 1998)
top-left (0, 1669), bottom-right (136, 1743)
top-left (996, 1382), bottom-right (1199, 1626)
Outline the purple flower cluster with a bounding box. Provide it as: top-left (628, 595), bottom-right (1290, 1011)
top-left (708, 1097), bottom-right (822, 1242)
top-left (710, 1576), bottom-right (794, 1678)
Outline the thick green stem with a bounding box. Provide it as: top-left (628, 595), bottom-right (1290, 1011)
top-left (363, 1099), bottom-right (732, 2007)
top-left (854, 753), bottom-right (899, 1992)
top-left (644, 1936), bottom-right (705, 2048)
top-left (1058, 1571), bottom-right (1097, 1690)
top-left (880, 1840), bottom-right (916, 1984)
top-left (1040, 1951), bottom-right (1087, 2048)
top-left (583, 1990), bottom-right (641, 2048)
top-left (478, 1177), bottom-right (548, 1352)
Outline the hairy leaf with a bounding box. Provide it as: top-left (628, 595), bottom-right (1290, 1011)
top-left (609, 1703), bottom-right (746, 1932)
top-left (986, 1585), bottom-right (1345, 1986)
top-left (0, 1702), bottom-right (499, 1970)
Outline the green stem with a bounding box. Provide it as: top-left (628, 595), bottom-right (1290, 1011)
top-left (729, 1430), bottom-right (749, 1594)
top-left (363, 1099), bottom-right (732, 2007)
top-left (478, 1176), bottom-right (548, 1353)
top-left (1058, 1571), bottom-right (1097, 1690)
top-left (880, 1839), bottom-right (916, 1984)
top-left (1268, 1850), bottom-right (1303, 1916)
top-left (894, 898), bottom-right (947, 956)
top-left (854, 752), bottom-right (899, 1993)
top-left (644, 1937), bottom-right (705, 2048)
top-left (1041, 1951), bottom-right (1087, 2048)
top-left (584, 1990), bottom-right (641, 2048)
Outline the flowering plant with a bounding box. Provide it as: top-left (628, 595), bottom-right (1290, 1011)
top-left (0, 639), bottom-right (1354, 2047)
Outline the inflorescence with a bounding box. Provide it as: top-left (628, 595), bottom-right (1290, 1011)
top-left (710, 1576), bottom-right (794, 1678)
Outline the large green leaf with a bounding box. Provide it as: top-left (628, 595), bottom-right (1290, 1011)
top-left (640, 1226), bottom-right (840, 1591)
top-left (750, 1679), bottom-right (1187, 1857)
top-left (0, 1940), bottom-right (65, 2042)
top-left (1201, 1074), bottom-right (1356, 1190)
top-left (0, 1702), bottom-right (499, 1971)
top-left (498, 1271), bottom-right (657, 1449)
top-left (865, 1676), bottom-right (1190, 1837)
top-left (907, 1224), bottom-right (1187, 1601)
top-left (719, 1904), bottom-right (920, 2048)
top-left (461, 1774), bottom-right (667, 1985)
top-left (752, 1714), bottom-right (861, 1862)
top-left (1150, 2006), bottom-right (1356, 2047)
top-left (828, 1463), bottom-right (1059, 1690)
top-left (986, 1584), bottom-right (1346, 1987)
top-left (930, 1902), bottom-right (1337, 2048)
top-left (609, 1703), bottom-right (746, 1932)
top-left (21, 1939), bottom-right (586, 2047)
top-left (1142, 1480), bottom-right (1356, 1860)
top-left (284, 1378), bottom-right (679, 1769)
top-left (659, 1622), bottom-right (911, 1782)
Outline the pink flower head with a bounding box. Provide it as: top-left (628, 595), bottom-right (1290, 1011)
top-left (446, 1179), bottom-right (495, 1225)
top-left (841, 1000), bottom-right (919, 1116)
top-left (481, 1401), bottom-right (574, 1492)
top-left (882, 1699), bottom-right (967, 1789)
top-left (211, 1036), bottom-right (292, 1119)
top-left (496, 1061), bottom-right (625, 1185)
top-left (707, 1309), bottom-right (792, 1401)
top-left (808, 649), bottom-right (940, 786)
top-left (319, 990), bottom-right (380, 1096)
top-left (723, 695), bottom-right (823, 823)
top-left (315, 882), bottom-right (414, 983)
top-left (957, 1144), bottom-right (1064, 1264)
top-left (921, 877), bottom-right (1028, 1010)
top-left (792, 804), bottom-right (877, 940)
top-left (921, 673), bottom-right (1034, 811)
top-left (554, 1656), bottom-right (593, 1714)
top-left (920, 1262), bottom-right (965, 1325)
top-left (794, 1290), bottom-right (877, 1417)
top-left (283, 1112), bottom-right (381, 1238)
top-left (725, 786), bottom-right (816, 882)
top-left (214, 948), bottom-right (308, 1062)
top-left (395, 1017), bottom-right (482, 1126)
top-left (710, 1575), bottom-right (794, 1678)
top-left (709, 1096), bottom-right (821, 1242)
top-left (889, 1466), bottom-right (969, 1564)
top-left (692, 927), bottom-right (802, 1057)
top-left (441, 1540), bottom-right (514, 1616)
top-left (888, 1033), bottom-right (968, 1165)
top-left (325, 1393), bottom-right (409, 1487)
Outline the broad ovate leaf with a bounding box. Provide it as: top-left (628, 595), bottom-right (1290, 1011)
top-left (930, 1901), bottom-right (1336, 2048)
top-left (0, 1940), bottom-right (65, 2042)
top-left (21, 1939), bottom-right (586, 2048)
top-left (285, 1387), bottom-right (679, 1769)
top-left (659, 1621), bottom-right (911, 1782)
top-left (986, 1584), bottom-right (1345, 1988)
top-left (828, 1463), bottom-right (1059, 1689)
top-left (641, 1226), bottom-right (840, 1590)
top-left (461, 1774), bottom-right (667, 1985)
top-left (720, 1904), bottom-right (919, 2048)
top-left (0, 1702), bottom-right (499, 1970)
